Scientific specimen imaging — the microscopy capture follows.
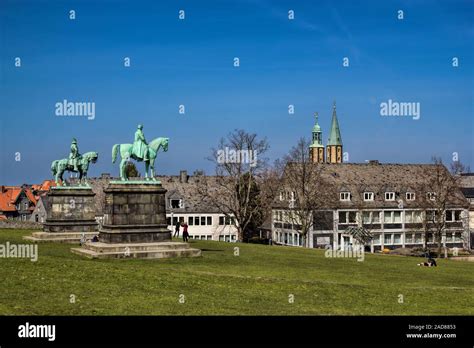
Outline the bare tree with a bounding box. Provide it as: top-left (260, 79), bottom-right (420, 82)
top-left (196, 129), bottom-right (274, 241)
top-left (278, 138), bottom-right (336, 247)
top-left (420, 157), bottom-right (468, 257)
top-left (450, 160), bottom-right (470, 175)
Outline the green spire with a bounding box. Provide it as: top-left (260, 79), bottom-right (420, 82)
top-left (327, 101), bottom-right (343, 146)
top-left (310, 112), bottom-right (324, 148)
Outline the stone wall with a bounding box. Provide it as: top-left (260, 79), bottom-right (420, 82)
top-left (0, 220), bottom-right (42, 229)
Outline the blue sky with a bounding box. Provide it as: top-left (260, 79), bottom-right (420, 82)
top-left (1, 0), bottom-right (473, 185)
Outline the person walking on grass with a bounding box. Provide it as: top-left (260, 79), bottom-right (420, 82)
top-left (182, 221), bottom-right (189, 242)
top-left (174, 220), bottom-right (181, 238)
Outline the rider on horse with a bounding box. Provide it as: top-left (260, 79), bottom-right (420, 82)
top-left (132, 124), bottom-right (149, 162)
top-left (69, 138), bottom-right (81, 171)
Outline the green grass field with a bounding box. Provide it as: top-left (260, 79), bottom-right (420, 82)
top-left (0, 229), bottom-right (472, 315)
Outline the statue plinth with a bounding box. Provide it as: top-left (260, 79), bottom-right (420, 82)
top-left (71, 181), bottom-right (201, 259)
top-left (98, 181), bottom-right (171, 243)
top-left (24, 186), bottom-right (98, 243)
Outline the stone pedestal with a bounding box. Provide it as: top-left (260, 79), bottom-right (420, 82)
top-left (71, 181), bottom-right (200, 259)
top-left (24, 186), bottom-right (98, 243)
top-left (99, 181), bottom-right (171, 243)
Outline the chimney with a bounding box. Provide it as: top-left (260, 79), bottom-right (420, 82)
top-left (179, 170), bottom-right (188, 183)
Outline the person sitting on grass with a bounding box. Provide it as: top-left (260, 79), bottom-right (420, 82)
top-left (417, 258), bottom-right (437, 267)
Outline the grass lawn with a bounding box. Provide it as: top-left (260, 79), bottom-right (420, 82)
top-left (0, 229), bottom-right (473, 315)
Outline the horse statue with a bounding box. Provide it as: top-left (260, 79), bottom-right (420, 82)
top-left (51, 151), bottom-right (99, 186)
top-left (112, 137), bottom-right (169, 180)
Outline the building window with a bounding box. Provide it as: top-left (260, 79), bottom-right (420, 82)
top-left (172, 217), bottom-right (178, 225)
top-left (207, 235), bottom-right (212, 240)
top-left (207, 216), bottom-right (212, 225)
top-left (219, 216), bottom-right (225, 225)
top-left (279, 192), bottom-right (284, 201)
top-left (362, 211), bottom-right (370, 224)
top-left (167, 217), bottom-right (171, 225)
top-left (427, 192), bottom-right (436, 201)
top-left (384, 192), bottom-right (395, 201)
top-left (405, 234), bottom-right (413, 244)
top-left (446, 210), bottom-right (462, 222)
top-left (405, 210), bottom-right (423, 223)
top-left (445, 232), bottom-right (453, 243)
top-left (415, 233), bottom-right (423, 244)
top-left (394, 234), bottom-right (402, 244)
top-left (170, 199), bottom-right (183, 208)
top-left (384, 234), bottom-right (392, 245)
top-left (362, 211), bottom-right (380, 224)
top-left (372, 234), bottom-right (381, 245)
top-left (340, 192), bottom-right (351, 201)
top-left (201, 216), bottom-right (206, 225)
top-left (383, 211), bottom-right (401, 223)
top-left (24, 202), bottom-right (29, 210)
top-left (406, 192), bottom-right (416, 201)
top-left (188, 216), bottom-right (193, 225)
top-left (363, 192), bottom-right (374, 201)
top-left (372, 212), bottom-right (380, 223)
top-left (194, 217), bottom-right (200, 226)
top-left (454, 232), bottom-right (462, 242)
top-left (338, 211), bottom-right (357, 224)
top-left (219, 236), bottom-right (224, 241)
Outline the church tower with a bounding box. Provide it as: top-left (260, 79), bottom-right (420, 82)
top-left (309, 112), bottom-right (325, 163)
top-left (326, 101), bottom-right (343, 163)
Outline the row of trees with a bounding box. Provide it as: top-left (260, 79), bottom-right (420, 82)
top-left (194, 129), bottom-right (470, 256)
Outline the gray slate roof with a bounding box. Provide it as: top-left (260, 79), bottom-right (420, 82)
top-left (70, 175), bottom-right (225, 215)
top-left (273, 163), bottom-right (469, 210)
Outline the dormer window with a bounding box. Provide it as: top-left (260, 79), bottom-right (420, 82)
top-left (279, 192), bottom-right (284, 201)
top-left (170, 199), bottom-right (183, 209)
top-left (363, 192), bottom-right (374, 201)
top-left (385, 192), bottom-right (395, 201)
top-left (427, 192), bottom-right (436, 201)
top-left (406, 192), bottom-right (415, 201)
top-left (340, 192), bottom-right (351, 201)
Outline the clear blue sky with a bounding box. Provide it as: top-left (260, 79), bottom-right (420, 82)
top-left (1, 0), bottom-right (473, 185)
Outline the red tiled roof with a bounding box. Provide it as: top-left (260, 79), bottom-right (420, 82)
top-left (39, 180), bottom-right (56, 191)
top-left (0, 186), bottom-right (37, 212)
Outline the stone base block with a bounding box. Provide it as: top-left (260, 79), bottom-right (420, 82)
top-left (23, 231), bottom-right (98, 243)
top-left (71, 241), bottom-right (201, 259)
top-left (43, 187), bottom-right (98, 233)
top-left (99, 182), bottom-right (171, 243)
top-left (99, 225), bottom-right (171, 243)
top-left (43, 221), bottom-right (98, 233)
